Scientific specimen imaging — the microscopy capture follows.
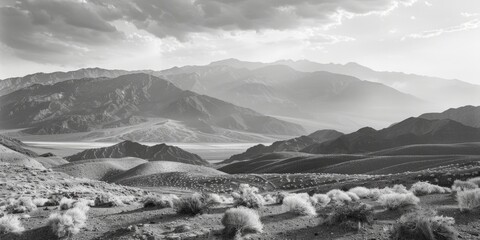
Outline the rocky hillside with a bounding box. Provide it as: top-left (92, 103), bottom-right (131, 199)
top-left (65, 140), bottom-right (209, 165)
top-left (0, 73), bottom-right (304, 137)
top-left (0, 134), bottom-right (39, 157)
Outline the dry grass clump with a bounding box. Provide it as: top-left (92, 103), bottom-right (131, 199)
top-left (282, 195), bottom-right (317, 216)
top-left (467, 176), bottom-right (480, 186)
top-left (410, 181), bottom-right (450, 196)
top-left (232, 184), bottom-right (264, 209)
top-left (348, 187), bottom-right (371, 199)
top-left (32, 198), bottom-right (51, 207)
top-left (143, 194), bottom-right (178, 209)
top-left (390, 209), bottom-right (457, 240)
top-left (0, 215), bottom-right (24, 234)
top-left (94, 193), bottom-right (136, 207)
top-left (311, 194), bottom-right (331, 207)
top-left (4, 197), bottom-right (37, 213)
top-left (325, 202), bottom-right (374, 230)
top-left (174, 193), bottom-right (212, 215)
top-left (457, 189), bottom-right (480, 211)
top-left (327, 189), bottom-right (355, 204)
top-left (222, 207), bottom-right (263, 238)
top-left (48, 206), bottom-right (89, 238)
top-left (378, 193), bottom-right (420, 210)
top-left (59, 198), bottom-right (94, 210)
top-left (452, 180), bottom-right (478, 192)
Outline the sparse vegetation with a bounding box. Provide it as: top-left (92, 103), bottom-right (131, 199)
top-left (390, 209), bottom-right (457, 240)
top-left (327, 189), bottom-right (354, 204)
top-left (457, 188), bottom-right (480, 211)
top-left (4, 197), bottom-right (37, 214)
top-left (222, 207), bottom-right (263, 238)
top-left (174, 194), bottom-right (212, 215)
top-left (282, 194), bottom-right (317, 216)
top-left (467, 176), bottom-right (480, 186)
top-left (143, 195), bottom-right (177, 208)
top-left (311, 194), bottom-right (331, 207)
top-left (348, 186), bottom-right (371, 199)
top-left (410, 181), bottom-right (450, 196)
top-left (378, 193), bottom-right (420, 210)
top-left (452, 180), bottom-right (478, 192)
top-left (325, 202), bottom-right (374, 230)
top-left (0, 215), bottom-right (24, 234)
top-left (48, 206), bottom-right (89, 238)
top-left (232, 184), bottom-right (264, 208)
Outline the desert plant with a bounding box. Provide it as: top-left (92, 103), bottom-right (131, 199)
top-left (378, 193), bottom-right (420, 210)
top-left (346, 192), bottom-right (360, 201)
top-left (174, 194), bottom-right (212, 215)
top-left (325, 202), bottom-right (374, 230)
top-left (390, 209), bottom-right (457, 240)
top-left (467, 176), bottom-right (480, 186)
top-left (391, 184), bottom-right (410, 194)
top-left (59, 198), bottom-right (76, 210)
top-left (232, 184), bottom-right (264, 208)
top-left (410, 181), bottom-right (450, 196)
top-left (311, 194), bottom-right (331, 207)
top-left (0, 215), bottom-right (24, 234)
top-left (222, 207), bottom-right (263, 238)
top-left (94, 193), bottom-right (127, 207)
top-left (143, 195), bottom-right (175, 208)
top-left (4, 197), bottom-right (37, 213)
top-left (348, 186), bottom-right (371, 199)
top-left (457, 188), bottom-right (480, 211)
top-left (327, 189), bottom-right (353, 204)
top-left (274, 192), bottom-right (289, 204)
top-left (32, 197), bottom-right (50, 207)
top-left (282, 195), bottom-right (317, 216)
top-left (452, 180), bottom-right (478, 192)
top-left (48, 207), bottom-right (89, 238)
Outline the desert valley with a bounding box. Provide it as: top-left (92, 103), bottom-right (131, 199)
top-left (1, 0), bottom-right (480, 239)
top-left (1, 59), bottom-right (480, 240)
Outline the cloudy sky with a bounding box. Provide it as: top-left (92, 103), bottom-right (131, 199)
top-left (0, 0), bottom-right (479, 84)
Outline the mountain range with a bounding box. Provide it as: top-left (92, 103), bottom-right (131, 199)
top-left (0, 73), bottom-right (304, 141)
top-left (419, 105), bottom-right (480, 128)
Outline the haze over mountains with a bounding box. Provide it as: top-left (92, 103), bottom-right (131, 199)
top-left (1, 58), bottom-right (479, 142)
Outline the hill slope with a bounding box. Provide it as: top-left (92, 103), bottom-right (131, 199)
top-left (0, 73), bottom-right (305, 140)
top-left (302, 117), bottom-right (480, 154)
top-left (65, 141), bottom-right (209, 165)
top-left (420, 105), bottom-right (480, 128)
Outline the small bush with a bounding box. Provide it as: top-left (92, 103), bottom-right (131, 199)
top-left (94, 193), bottom-right (133, 207)
top-left (262, 194), bottom-right (275, 205)
top-left (4, 197), bottom-right (37, 214)
top-left (59, 198), bottom-right (76, 210)
top-left (346, 192), bottom-right (360, 201)
top-left (452, 180), bottom-right (478, 192)
top-left (348, 187), bottom-right (371, 199)
top-left (327, 189), bottom-right (353, 204)
top-left (391, 184), bottom-right (410, 194)
top-left (282, 195), bottom-right (317, 216)
top-left (410, 181), bottom-right (450, 196)
top-left (143, 195), bottom-right (175, 209)
top-left (467, 176), bottom-right (480, 186)
top-left (33, 198), bottom-right (50, 207)
top-left (48, 207), bottom-right (88, 238)
top-left (222, 207), bottom-right (263, 238)
top-left (174, 194), bottom-right (212, 215)
top-left (311, 194), bottom-right (330, 207)
top-left (232, 184), bottom-right (264, 209)
top-left (325, 202), bottom-right (374, 230)
top-left (378, 193), bottom-right (420, 210)
top-left (390, 209), bottom-right (457, 240)
top-left (0, 215), bottom-right (24, 234)
top-left (274, 192), bottom-right (289, 204)
top-left (457, 189), bottom-right (480, 211)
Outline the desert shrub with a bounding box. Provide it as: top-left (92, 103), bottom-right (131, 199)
top-left (410, 181), bottom-right (450, 196)
top-left (311, 194), bottom-right (330, 207)
top-left (4, 197), bottom-right (37, 213)
top-left (348, 187), bottom-right (371, 199)
top-left (206, 193), bottom-right (223, 204)
top-left (33, 198), bottom-right (50, 207)
top-left (378, 193), bottom-right (420, 210)
top-left (391, 184), bottom-right (410, 194)
top-left (0, 215), bottom-right (24, 234)
top-left (327, 189), bottom-right (353, 204)
top-left (59, 198), bottom-right (93, 211)
top-left (48, 207), bottom-right (88, 238)
top-left (325, 202), bottom-right (374, 230)
top-left (390, 209), bottom-right (457, 240)
top-left (174, 194), bottom-right (212, 215)
top-left (94, 193), bottom-right (129, 207)
top-left (457, 189), bottom-right (480, 211)
top-left (346, 192), bottom-right (360, 201)
top-left (467, 176), bottom-right (480, 186)
top-left (143, 195), bottom-right (175, 208)
top-left (452, 180), bottom-right (478, 192)
top-left (59, 198), bottom-right (76, 210)
top-left (222, 207), bottom-right (263, 238)
top-left (262, 194), bottom-right (275, 205)
top-left (282, 195), bottom-right (317, 216)
top-left (274, 192), bottom-right (289, 204)
top-left (232, 184), bottom-right (264, 209)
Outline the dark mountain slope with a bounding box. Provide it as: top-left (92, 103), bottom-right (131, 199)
top-left (0, 134), bottom-right (38, 157)
top-left (66, 140), bottom-right (208, 165)
top-left (420, 105), bottom-right (480, 128)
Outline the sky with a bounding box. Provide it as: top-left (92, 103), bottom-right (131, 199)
top-left (0, 0), bottom-right (479, 84)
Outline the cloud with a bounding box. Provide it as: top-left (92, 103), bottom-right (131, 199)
top-left (401, 19), bottom-right (480, 40)
top-left (0, 0), bottom-right (416, 64)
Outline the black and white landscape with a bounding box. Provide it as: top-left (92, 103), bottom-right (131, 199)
top-left (1, 1), bottom-right (480, 240)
